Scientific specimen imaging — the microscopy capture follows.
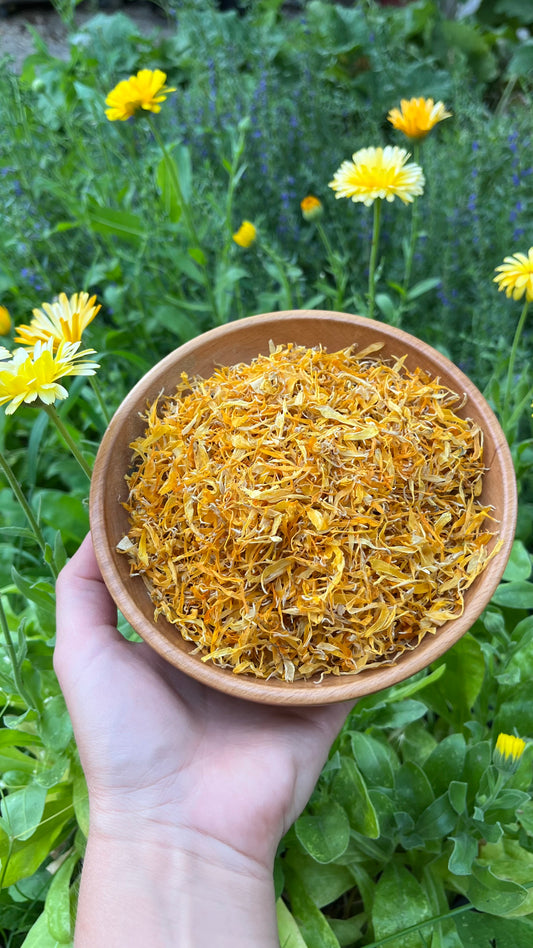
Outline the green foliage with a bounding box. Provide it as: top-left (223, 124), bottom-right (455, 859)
top-left (0, 0), bottom-right (532, 945)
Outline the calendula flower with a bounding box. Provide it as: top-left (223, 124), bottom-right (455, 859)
top-left (300, 195), bottom-right (323, 221)
top-left (0, 339), bottom-right (100, 415)
top-left (494, 248), bottom-right (533, 302)
top-left (105, 69), bottom-right (176, 121)
top-left (493, 732), bottom-right (527, 774)
top-left (232, 221), bottom-right (257, 248)
top-left (0, 305), bottom-right (11, 336)
top-left (387, 97), bottom-right (452, 140)
top-left (14, 291), bottom-right (101, 350)
top-left (329, 146), bottom-right (425, 207)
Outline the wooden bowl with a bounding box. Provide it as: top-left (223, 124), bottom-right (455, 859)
top-left (89, 311), bottom-right (517, 705)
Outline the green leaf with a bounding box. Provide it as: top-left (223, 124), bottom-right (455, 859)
top-left (21, 906), bottom-right (73, 948)
top-left (423, 734), bottom-right (466, 797)
top-left (448, 832), bottom-right (478, 876)
top-left (491, 581), bottom-right (533, 609)
top-left (156, 152), bottom-right (182, 223)
top-left (503, 541), bottom-right (532, 582)
top-left (448, 781), bottom-right (468, 815)
top-left (10, 569), bottom-right (56, 618)
top-left (276, 898), bottom-right (308, 948)
top-left (406, 277), bottom-right (441, 300)
top-left (295, 799), bottom-right (350, 864)
top-left (86, 202), bottom-right (145, 243)
top-left (330, 757), bottom-right (379, 838)
top-left (455, 912), bottom-right (533, 948)
top-left (1, 784), bottom-right (48, 842)
top-left (416, 793), bottom-right (457, 840)
top-left (370, 699), bottom-right (428, 730)
top-left (477, 839), bottom-right (533, 916)
top-left (395, 761), bottom-right (434, 819)
top-left (372, 863), bottom-right (433, 948)
top-left (430, 635), bottom-right (485, 726)
top-left (72, 770), bottom-right (89, 839)
top-left (464, 862), bottom-right (527, 916)
top-left (0, 786), bottom-right (73, 887)
top-left (44, 851), bottom-right (79, 942)
top-left (283, 848), bottom-right (355, 910)
top-left (40, 696), bottom-right (73, 753)
top-left (284, 866), bottom-right (341, 948)
top-left (350, 732), bottom-right (398, 788)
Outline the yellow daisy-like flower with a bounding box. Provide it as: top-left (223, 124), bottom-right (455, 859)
top-left (0, 339), bottom-right (100, 415)
top-left (329, 146), bottom-right (425, 207)
top-left (232, 220), bottom-right (257, 248)
top-left (0, 305), bottom-right (11, 336)
top-left (14, 291), bottom-right (101, 350)
top-left (300, 195), bottom-right (323, 221)
top-left (493, 732), bottom-right (527, 774)
top-left (387, 97), bottom-right (452, 140)
top-left (494, 248), bottom-right (533, 302)
top-left (105, 69), bottom-right (176, 122)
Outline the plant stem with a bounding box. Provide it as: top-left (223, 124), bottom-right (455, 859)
top-left (403, 141), bottom-right (421, 295)
top-left (44, 405), bottom-right (93, 480)
top-left (503, 299), bottom-right (529, 428)
top-left (0, 449), bottom-right (57, 575)
top-left (316, 221), bottom-right (345, 310)
top-left (0, 596), bottom-right (36, 711)
top-left (368, 199), bottom-right (382, 320)
top-left (89, 376), bottom-right (111, 426)
top-left (147, 117), bottom-right (221, 324)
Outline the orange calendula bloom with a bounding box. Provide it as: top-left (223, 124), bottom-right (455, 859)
top-left (329, 146), bottom-right (425, 207)
top-left (14, 291), bottom-right (101, 350)
top-left (105, 69), bottom-right (176, 121)
top-left (494, 248), bottom-right (533, 302)
top-left (232, 221), bottom-right (257, 248)
top-left (300, 195), bottom-right (323, 221)
top-left (387, 97), bottom-right (452, 140)
top-left (0, 306), bottom-right (11, 336)
top-left (0, 339), bottom-right (100, 415)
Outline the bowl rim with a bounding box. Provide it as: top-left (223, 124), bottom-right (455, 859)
top-left (89, 310), bottom-right (517, 705)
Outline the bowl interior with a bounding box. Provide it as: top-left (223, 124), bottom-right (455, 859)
top-left (90, 311), bottom-right (517, 705)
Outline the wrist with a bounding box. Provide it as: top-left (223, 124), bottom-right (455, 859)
top-left (75, 818), bottom-right (279, 947)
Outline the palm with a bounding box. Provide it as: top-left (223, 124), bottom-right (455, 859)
top-left (55, 535), bottom-right (352, 869)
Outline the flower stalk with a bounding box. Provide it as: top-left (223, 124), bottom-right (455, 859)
top-left (368, 199), bottom-right (382, 320)
top-left (44, 404), bottom-right (93, 480)
top-left (0, 449), bottom-right (58, 577)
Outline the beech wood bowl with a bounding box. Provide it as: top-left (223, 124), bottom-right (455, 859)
top-left (90, 311), bottom-right (517, 705)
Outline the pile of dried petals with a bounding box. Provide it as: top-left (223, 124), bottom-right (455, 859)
top-left (119, 343), bottom-right (496, 682)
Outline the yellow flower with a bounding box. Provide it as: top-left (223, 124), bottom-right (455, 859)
top-left (300, 195), bottom-right (323, 221)
top-left (494, 248), bottom-right (533, 302)
top-left (0, 339), bottom-right (100, 415)
top-left (0, 306), bottom-right (11, 336)
top-left (387, 97), bottom-right (452, 140)
top-left (14, 291), bottom-right (101, 350)
top-left (105, 69), bottom-right (176, 122)
top-left (493, 732), bottom-right (527, 774)
top-left (329, 146), bottom-right (425, 207)
top-left (232, 221), bottom-right (257, 248)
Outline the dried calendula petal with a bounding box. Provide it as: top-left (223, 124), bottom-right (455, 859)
top-left (120, 343), bottom-right (497, 682)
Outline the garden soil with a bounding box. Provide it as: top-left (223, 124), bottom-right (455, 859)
top-left (0, 1), bottom-right (169, 72)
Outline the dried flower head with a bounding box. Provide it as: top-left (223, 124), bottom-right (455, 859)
top-left (0, 339), bottom-right (100, 415)
top-left (121, 344), bottom-right (496, 682)
top-left (387, 97), bottom-right (452, 140)
top-left (329, 146), bottom-right (425, 207)
top-left (14, 291), bottom-right (101, 350)
top-left (0, 305), bottom-right (11, 336)
top-left (493, 733), bottom-right (527, 774)
top-left (105, 69), bottom-right (176, 122)
top-left (300, 195), bottom-right (323, 221)
top-left (494, 249), bottom-right (533, 303)
top-left (232, 220), bottom-right (257, 248)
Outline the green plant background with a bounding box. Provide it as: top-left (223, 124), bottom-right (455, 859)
top-left (1, 0), bottom-right (533, 944)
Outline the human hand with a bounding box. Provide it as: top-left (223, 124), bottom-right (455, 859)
top-left (55, 532), bottom-right (354, 946)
